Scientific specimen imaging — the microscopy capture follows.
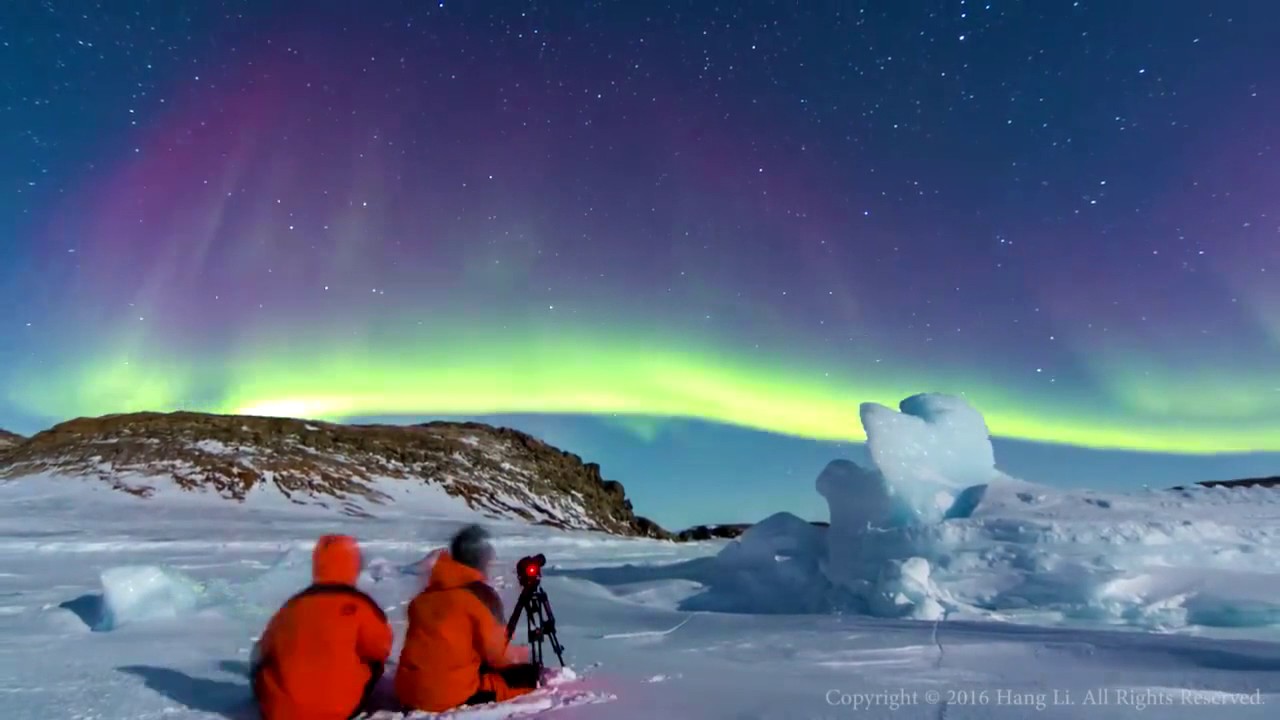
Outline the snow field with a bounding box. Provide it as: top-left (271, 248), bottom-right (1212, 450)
top-left (2, 392), bottom-right (1279, 717)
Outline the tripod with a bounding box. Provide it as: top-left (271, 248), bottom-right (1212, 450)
top-left (505, 565), bottom-right (566, 671)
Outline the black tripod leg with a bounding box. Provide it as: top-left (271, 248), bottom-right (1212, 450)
top-left (536, 590), bottom-right (567, 665)
top-left (525, 605), bottom-right (543, 668)
top-left (506, 587), bottom-right (531, 642)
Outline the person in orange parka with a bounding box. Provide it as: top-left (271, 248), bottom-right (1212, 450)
top-left (250, 534), bottom-right (394, 720)
top-left (395, 525), bottom-right (538, 712)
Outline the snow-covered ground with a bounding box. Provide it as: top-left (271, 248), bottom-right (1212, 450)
top-left (2, 394), bottom-right (1278, 718)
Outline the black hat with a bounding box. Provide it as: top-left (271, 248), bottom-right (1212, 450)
top-left (449, 524), bottom-right (493, 570)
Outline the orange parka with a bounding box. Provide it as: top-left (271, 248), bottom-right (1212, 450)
top-left (252, 535), bottom-right (394, 720)
top-left (394, 551), bottom-right (532, 712)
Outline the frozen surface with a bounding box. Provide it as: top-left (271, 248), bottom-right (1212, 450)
top-left (1, 476), bottom-right (1279, 719)
top-left (2, 392), bottom-right (1279, 718)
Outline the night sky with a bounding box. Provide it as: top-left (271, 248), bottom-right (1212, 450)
top-left (2, 2), bottom-right (1277, 525)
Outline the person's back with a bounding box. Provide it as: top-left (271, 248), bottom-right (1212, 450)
top-left (252, 534), bottom-right (393, 720)
top-left (396, 525), bottom-right (536, 712)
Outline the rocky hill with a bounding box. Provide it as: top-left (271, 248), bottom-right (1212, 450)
top-left (0, 429), bottom-right (22, 452)
top-left (0, 412), bottom-right (671, 539)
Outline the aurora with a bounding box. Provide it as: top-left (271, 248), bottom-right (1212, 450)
top-left (3, 2), bottom-right (1277, 464)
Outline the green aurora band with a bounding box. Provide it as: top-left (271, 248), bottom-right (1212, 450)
top-left (9, 322), bottom-right (1280, 454)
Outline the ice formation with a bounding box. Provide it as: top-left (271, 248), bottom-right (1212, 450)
top-left (705, 391), bottom-right (1280, 630)
top-left (808, 393), bottom-right (1000, 619)
top-left (858, 392), bottom-right (1000, 525)
top-left (98, 565), bottom-right (204, 630)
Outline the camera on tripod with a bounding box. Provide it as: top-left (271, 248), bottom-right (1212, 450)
top-left (505, 553), bottom-right (565, 673)
top-left (516, 553), bottom-right (545, 587)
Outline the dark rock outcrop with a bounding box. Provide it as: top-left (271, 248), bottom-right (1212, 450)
top-left (676, 524), bottom-right (752, 541)
top-left (1173, 476), bottom-right (1280, 490)
top-left (675, 520), bottom-right (829, 542)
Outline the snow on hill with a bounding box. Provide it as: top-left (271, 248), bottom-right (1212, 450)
top-left (0, 412), bottom-right (668, 538)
